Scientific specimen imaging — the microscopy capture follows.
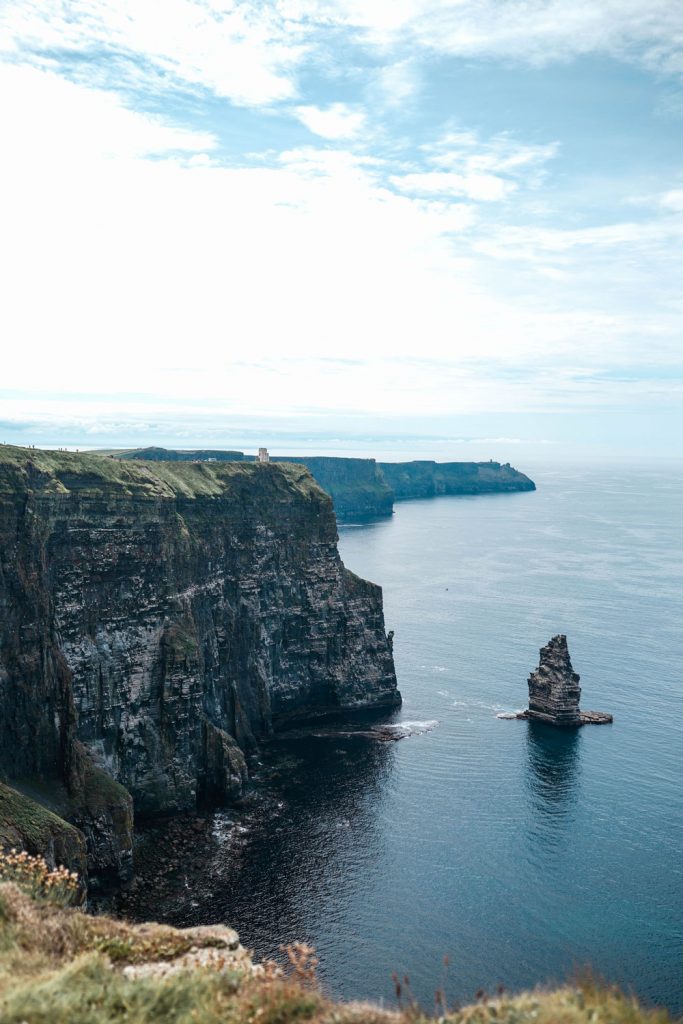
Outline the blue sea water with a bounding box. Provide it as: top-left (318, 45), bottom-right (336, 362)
top-left (332, 462), bottom-right (683, 1012)
top-left (128, 462), bottom-right (683, 1012)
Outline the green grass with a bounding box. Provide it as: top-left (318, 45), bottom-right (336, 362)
top-left (71, 754), bottom-right (133, 821)
top-left (0, 882), bottom-right (676, 1024)
top-left (0, 783), bottom-right (85, 866)
top-left (0, 444), bottom-right (324, 503)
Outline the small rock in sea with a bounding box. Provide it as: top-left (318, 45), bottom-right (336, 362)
top-left (514, 634), bottom-right (612, 728)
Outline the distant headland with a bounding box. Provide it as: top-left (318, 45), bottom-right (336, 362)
top-left (98, 447), bottom-right (536, 519)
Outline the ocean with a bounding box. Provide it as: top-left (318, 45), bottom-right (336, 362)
top-left (121, 461), bottom-right (683, 1013)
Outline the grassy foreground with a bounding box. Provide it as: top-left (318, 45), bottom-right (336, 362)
top-left (0, 877), bottom-right (675, 1024)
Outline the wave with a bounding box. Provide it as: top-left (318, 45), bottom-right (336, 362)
top-left (382, 719), bottom-right (439, 738)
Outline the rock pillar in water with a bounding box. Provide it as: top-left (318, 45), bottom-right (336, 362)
top-left (527, 634), bottom-right (582, 726)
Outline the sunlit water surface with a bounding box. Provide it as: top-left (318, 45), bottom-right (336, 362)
top-left (122, 464), bottom-right (683, 1013)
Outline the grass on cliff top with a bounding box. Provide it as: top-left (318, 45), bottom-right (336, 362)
top-left (0, 882), bottom-right (675, 1024)
top-left (0, 444), bottom-right (324, 503)
top-left (0, 784), bottom-right (84, 863)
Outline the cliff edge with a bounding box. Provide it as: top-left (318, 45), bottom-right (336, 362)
top-left (0, 445), bottom-right (399, 884)
top-left (106, 450), bottom-right (536, 518)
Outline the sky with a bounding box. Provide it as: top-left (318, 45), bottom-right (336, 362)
top-left (0, 1), bottom-right (682, 460)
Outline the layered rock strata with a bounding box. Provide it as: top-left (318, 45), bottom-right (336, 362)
top-left (272, 456), bottom-right (394, 518)
top-left (519, 635), bottom-right (612, 727)
top-left (0, 446), bottom-right (399, 883)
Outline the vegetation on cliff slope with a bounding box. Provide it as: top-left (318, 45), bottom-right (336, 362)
top-left (0, 444), bottom-right (325, 504)
top-left (0, 867), bottom-right (674, 1024)
top-left (0, 783), bottom-right (87, 877)
top-left (97, 447), bottom-right (535, 517)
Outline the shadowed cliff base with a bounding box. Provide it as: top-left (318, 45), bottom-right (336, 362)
top-left (99, 448), bottom-right (536, 519)
top-left (0, 444), bottom-right (399, 891)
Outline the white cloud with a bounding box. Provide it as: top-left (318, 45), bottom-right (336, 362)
top-left (373, 59), bottom-right (422, 107)
top-left (661, 189), bottom-right (683, 211)
top-left (1, 1), bottom-right (682, 435)
top-left (0, 56), bottom-right (680, 426)
top-left (289, 0), bottom-right (683, 78)
top-left (390, 131), bottom-right (558, 202)
top-left (4, 0), bottom-right (683, 120)
top-left (474, 217), bottom-right (683, 261)
top-left (0, 63), bottom-right (217, 162)
top-left (294, 102), bottom-right (366, 139)
top-left (0, 0), bottom-right (306, 105)
top-left (391, 171), bottom-right (513, 201)
top-left (424, 131), bottom-right (560, 182)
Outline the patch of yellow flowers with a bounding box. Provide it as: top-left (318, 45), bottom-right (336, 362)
top-left (0, 849), bottom-right (80, 906)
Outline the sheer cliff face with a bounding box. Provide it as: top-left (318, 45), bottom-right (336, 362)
top-left (0, 449), bottom-right (399, 821)
top-left (379, 460), bottom-right (536, 500)
top-left (272, 457), bottom-right (394, 519)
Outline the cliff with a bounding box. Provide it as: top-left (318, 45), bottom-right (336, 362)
top-left (271, 456), bottom-right (393, 518)
top-left (114, 447), bottom-right (247, 462)
top-left (0, 783), bottom-right (87, 881)
top-left (105, 449), bottom-right (535, 517)
top-left (0, 878), bottom-right (671, 1024)
top-left (112, 450), bottom-right (393, 518)
top-left (0, 445), bottom-right (398, 884)
top-left (379, 460), bottom-right (536, 500)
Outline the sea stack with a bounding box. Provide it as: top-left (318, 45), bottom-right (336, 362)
top-left (522, 635), bottom-right (612, 727)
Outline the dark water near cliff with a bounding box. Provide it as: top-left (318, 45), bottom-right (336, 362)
top-left (122, 463), bottom-right (683, 1013)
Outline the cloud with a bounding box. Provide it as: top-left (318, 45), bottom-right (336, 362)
top-left (1, 53), bottom-right (680, 427)
top-left (390, 130), bottom-right (558, 202)
top-left (474, 217), bottom-right (683, 262)
top-left (424, 131), bottom-right (559, 182)
top-left (391, 171), bottom-right (513, 201)
top-left (294, 102), bottom-right (366, 139)
top-left (0, 0), bottom-right (306, 106)
top-left (1, 1), bottom-right (682, 441)
top-left (0, 63), bottom-right (217, 162)
top-left (289, 0), bottom-right (683, 78)
top-left (373, 59), bottom-right (422, 107)
top-left (4, 0), bottom-right (683, 122)
top-left (0, 76), bottom-right (567, 420)
top-left (661, 189), bottom-right (683, 212)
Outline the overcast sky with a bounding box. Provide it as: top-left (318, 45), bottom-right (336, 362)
top-left (1, 1), bottom-right (682, 458)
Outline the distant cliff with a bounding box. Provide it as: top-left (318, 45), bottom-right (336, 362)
top-left (378, 460), bottom-right (536, 500)
top-left (271, 456), bottom-right (393, 518)
top-left (108, 449), bottom-right (535, 517)
top-left (114, 446), bottom-right (248, 462)
top-left (0, 446), bottom-right (398, 886)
